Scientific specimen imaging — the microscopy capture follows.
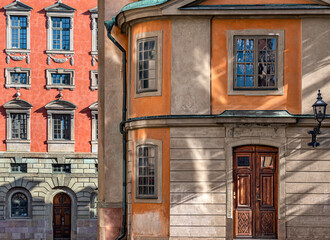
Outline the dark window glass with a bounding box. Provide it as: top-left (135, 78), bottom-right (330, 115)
top-left (11, 192), bottom-right (28, 217)
top-left (11, 16), bottom-right (27, 49)
top-left (52, 114), bottom-right (71, 140)
top-left (52, 164), bottom-right (71, 173)
top-left (95, 114), bottom-right (98, 140)
top-left (10, 73), bottom-right (27, 84)
top-left (11, 113), bottom-right (27, 139)
top-left (51, 73), bottom-right (70, 85)
top-left (95, 164), bottom-right (98, 173)
top-left (237, 156), bottom-right (250, 167)
top-left (11, 163), bottom-right (27, 173)
top-left (52, 17), bottom-right (70, 50)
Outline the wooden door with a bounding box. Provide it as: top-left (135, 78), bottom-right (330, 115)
top-left (233, 146), bottom-right (278, 239)
top-left (53, 193), bottom-right (71, 240)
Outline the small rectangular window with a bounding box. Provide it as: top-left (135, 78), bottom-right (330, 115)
top-left (137, 38), bottom-right (157, 93)
top-left (234, 36), bottom-right (278, 90)
top-left (11, 163), bottom-right (27, 173)
top-left (52, 114), bottom-right (71, 140)
top-left (95, 164), bottom-right (98, 173)
top-left (11, 113), bottom-right (27, 139)
top-left (11, 16), bottom-right (27, 49)
top-left (51, 73), bottom-right (70, 85)
top-left (52, 164), bottom-right (71, 173)
top-left (52, 17), bottom-right (70, 50)
top-left (136, 145), bottom-right (157, 199)
top-left (10, 73), bottom-right (27, 84)
top-left (237, 156), bottom-right (250, 167)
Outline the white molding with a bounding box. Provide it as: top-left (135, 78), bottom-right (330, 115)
top-left (89, 102), bottom-right (98, 153)
top-left (5, 67), bottom-right (31, 89)
top-left (45, 68), bottom-right (75, 90)
top-left (90, 70), bottom-right (98, 91)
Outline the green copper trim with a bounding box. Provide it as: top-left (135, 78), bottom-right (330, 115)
top-left (121, 0), bottom-right (169, 13)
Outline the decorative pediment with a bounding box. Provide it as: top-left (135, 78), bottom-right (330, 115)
top-left (89, 102), bottom-right (98, 111)
top-left (45, 100), bottom-right (77, 110)
top-left (45, 1), bottom-right (76, 13)
top-left (4, 99), bottom-right (33, 109)
top-left (89, 6), bottom-right (98, 13)
top-left (4, 0), bottom-right (33, 12)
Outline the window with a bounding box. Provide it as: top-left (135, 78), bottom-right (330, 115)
top-left (52, 164), bottom-right (71, 173)
top-left (4, 99), bottom-right (32, 152)
top-left (11, 163), bottom-right (27, 173)
top-left (4, 1), bottom-right (32, 64)
top-left (5, 67), bottom-right (31, 89)
top-left (90, 70), bottom-right (98, 91)
top-left (89, 7), bottom-right (98, 66)
top-left (46, 68), bottom-right (75, 90)
top-left (11, 192), bottom-right (28, 217)
top-left (11, 113), bottom-right (27, 139)
top-left (95, 164), bottom-right (98, 173)
top-left (135, 31), bottom-right (163, 98)
top-left (90, 193), bottom-right (98, 218)
top-left (134, 139), bottom-right (162, 203)
top-left (53, 114), bottom-right (71, 140)
top-left (46, 99), bottom-right (76, 152)
top-left (89, 102), bottom-right (98, 153)
top-left (227, 30), bottom-right (284, 96)
top-left (52, 17), bottom-right (70, 50)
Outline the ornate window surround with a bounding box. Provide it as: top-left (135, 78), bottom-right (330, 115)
top-left (89, 102), bottom-right (98, 153)
top-left (6, 187), bottom-right (32, 219)
top-left (133, 139), bottom-right (162, 203)
top-left (5, 67), bottom-right (31, 89)
top-left (4, 0), bottom-right (32, 64)
top-left (90, 70), bottom-right (98, 91)
top-left (4, 99), bottom-right (32, 152)
top-left (134, 31), bottom-right (163, 98)
top-left (89, 7), bottom-right (98, 66)
top-left (46, 68), bottom-right (75, 90)
top-left (45, 1), bottom-right (76, 65)
top-left (45, 99), bottom-right (77, 152)
top-left (227, 29), bottom-right (285, 96)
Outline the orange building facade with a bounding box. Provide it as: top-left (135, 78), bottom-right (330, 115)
top-left (0, 0), bottom-right (98, 239)
top-left (100, 0), bottom-right (330, 240)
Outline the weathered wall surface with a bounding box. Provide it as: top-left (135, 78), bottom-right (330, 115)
top-left (301, 18), bottom-right (330, 114)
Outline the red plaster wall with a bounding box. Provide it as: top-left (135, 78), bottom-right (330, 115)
top-left (0, 0), bottom-right (97, 152)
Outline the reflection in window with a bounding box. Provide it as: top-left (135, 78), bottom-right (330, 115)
top-left (235, 36), bottom-right (277, 89)
top-left (11, 113), bottom-right (27, 139)
top-left (11, 163), bottom-right (27, 173)
top-left (52, 164), bottom-right (71, 173)
top-left (53, 114), bottom-right (71, 140)
top-left (11, 16), bottom-right (27, 49)
top-left (261, 156), bottom-right (273, 168)
top-left (52, 17), bottom-right (70, 50)
top-left (11, 192), bottom-right (28, 217)
top-left (51, 73), bottom-right (70, 85)
top-left (10, 73), bottom-right (27, 84)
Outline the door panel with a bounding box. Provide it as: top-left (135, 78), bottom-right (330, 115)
top-left (53, 193), bottom-right (71, 239)
top-left (234, 146), bottom-right (278, 239)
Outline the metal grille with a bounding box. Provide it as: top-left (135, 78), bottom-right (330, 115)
top-left (53, 114), bottom-right (71, 140)
top-left (11, 192), bottom-right (28, 217)
top-left (10, 163), bottom-right (27, 173)
top-left (10, 73), bottom-right (27, 84)
top-left (137, 38), bottom-right (157, 93)
top-left (234, 36), bottom-right (278, 90)
top-left (136, 145), bottom-right (157, 198)
top-left (11, 113), bottom-right (27, 139)
top-left (52, 164), bottom-right (71, 173)
top-left (11, 16), bottom-right (27, 49)
top-left (51, 73), bottom-right (70, 85)
top-left (52, 17), bottom-right (70, 50)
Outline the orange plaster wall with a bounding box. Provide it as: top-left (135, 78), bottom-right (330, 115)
top-left (211, 19), bottom-right (302, 114)
top-left (200, 0), bottom-right (316, 5)
top-left (131, 128), bottom-right (170, 237)
top-left (0, 0), bottom-right (97, 152)
top-left (130, 20), bottom-right (171, 118)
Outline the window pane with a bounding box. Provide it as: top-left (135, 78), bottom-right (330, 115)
top-left (11, 193), bottom-right (28, 217)
top-left (237, 76), bottom-right (244, 87)
top-left (237, 39), bottom-right (245, 51)
top-left (53, 114), bottom-right (71, 140)
top-left (11, 113), bottom-right (27, 139)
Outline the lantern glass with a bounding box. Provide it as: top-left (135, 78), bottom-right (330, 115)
top-left (314, 105), bottom-right (326, 122)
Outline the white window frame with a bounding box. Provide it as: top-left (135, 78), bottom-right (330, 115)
top-left (89, 102), bottom-right (98, 153)
top-left (46, 68), bottom-right (75, 90)
top-left (45, 2), bottom-right (75, 55)
top-left (227, 29), bottom-right (285, 96)
top-left (90, 70), bottom-right (98, 91)
top-left (4, 99), bottom-right (32, 152)
top-left (6, 188), bottom-right (32, 219)
top-left (134, 139), bottom-right (162, 203)
top-left (45, 100), bottom-right (77, 152)
top-left (5, 67), bottom-right (31, 89)
top-left (135, 31), bottom-right (163, 98)
top-left (89, 7), bottom-right (98, 54)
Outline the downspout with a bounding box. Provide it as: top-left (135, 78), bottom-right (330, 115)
top-left (104, 18), bottom-right (127, 240)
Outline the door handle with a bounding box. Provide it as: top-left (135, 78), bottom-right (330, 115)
top-left (256, 187), bottom-right (261, 201)
top-left (233, 191), bottom-right (236, 199)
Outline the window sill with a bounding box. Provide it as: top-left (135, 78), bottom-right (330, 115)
top-left (6, 140), bottom-right (31, 152)
top-left (91, 51), bottom-right (98, 56)
top-left (46, 50), bottom-right (75, 55)
top-left (228, 88), bottom-right (284, 96)
top-left (5, 49), bottom-right (31, 54)
top-left (5, 84), bottom-right (31, 90)
top-left (48, 140), bottom-right (75, 152)
top-left (6, 139), bottom-right (31, 143)
top-left (47, 140), bottom-right (75, 144)
top-left (46, 85), bottom-right (75, 90)
top-left (90, 85), bottom-right (98, 91)
top-left (91, 140), bottom-right (98, 153)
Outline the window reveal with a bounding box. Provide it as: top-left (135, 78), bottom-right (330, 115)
top-left (11, 113), bottom-right (27, 139)
top-left (11, 16), bottom-right (27, 49)
top-left (11, 192), bottom-right (28, 217)
top-left (52, 17), bottom-right (70, 50)
top-left (234, 36), bottom-right (277, 90)
top-left (136, 145), bottom-right (157, 198)
top-left (53, 114), bottom-right (71, 140)
top-left (137, 38), bottom-right (157, 92)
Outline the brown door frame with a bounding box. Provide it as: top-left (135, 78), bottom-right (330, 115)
top-left (53, 192), bottom-right (72, 240)
top-left (233, 145), bottom-right (278, 239)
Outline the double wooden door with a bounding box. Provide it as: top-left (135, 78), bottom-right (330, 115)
top-left (53, 193), bottom-right (71, 240)
top-left (233, 146), bottom-right (278, 239)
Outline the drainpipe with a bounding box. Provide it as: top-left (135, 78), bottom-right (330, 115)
top-left (104, 18), bottom-right (127, 240)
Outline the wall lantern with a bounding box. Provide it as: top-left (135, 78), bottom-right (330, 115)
top-left (308, 90), bottom-right (327, 148)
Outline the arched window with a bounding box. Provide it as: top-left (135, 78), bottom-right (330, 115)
top-left (11, 192), bottom-right (28, 217)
